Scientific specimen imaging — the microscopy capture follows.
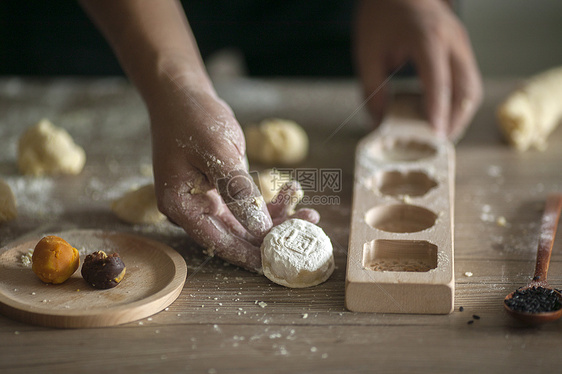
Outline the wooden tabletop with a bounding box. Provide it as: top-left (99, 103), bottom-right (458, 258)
top-left (1, 77), bottom-right (561, 373)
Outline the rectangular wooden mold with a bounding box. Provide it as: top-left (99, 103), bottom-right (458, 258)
top-left (345, 99), bottom-right (455, 314)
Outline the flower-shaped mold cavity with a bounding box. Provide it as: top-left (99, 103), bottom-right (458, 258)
top-left (365, 204), bottom-right (438, 233)
top-left (375, 170), bottom-right (438, 197)
top-left (363, 239), bottom-right (438, 272)
top-left (368, 137), bottom-right (437, 162)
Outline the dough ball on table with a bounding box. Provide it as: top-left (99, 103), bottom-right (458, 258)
top-left (0, 179), bottom-right (17, 223)
top-left (18, 119), bottom-right (86, 176)
top-left (256, 169), bottom-right (283, 204)
top-left (245, 118), bottom-right (308, 166)
top-left (497, 66), bottom-right (562, 151)
top-left (255, 169), bottom-right (304, 216)
top-left (111, 183), bottom-right (166, 224)
top-left (261, 219), bottom-right (334, 288)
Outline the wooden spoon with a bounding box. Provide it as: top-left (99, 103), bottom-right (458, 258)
top-left (504, 194), bottom-right (562, 324)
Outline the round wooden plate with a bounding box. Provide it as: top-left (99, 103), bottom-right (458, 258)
top-left (0, 230), bottom-right (187, 328)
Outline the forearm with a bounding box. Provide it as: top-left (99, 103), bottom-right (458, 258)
top-left (79, 0), bottom-right (214, 101)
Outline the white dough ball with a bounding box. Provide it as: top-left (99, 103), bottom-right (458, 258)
top-left (245, 118), bottom-right (308, 166)
top-left (18, 119), bottom-right (86, 176)
top-left (111, 183), bottom-right (166, 224)
top-left (0, 179), bottom-right (17, 223)
top-left (261, 219), bottom-right (334, 288)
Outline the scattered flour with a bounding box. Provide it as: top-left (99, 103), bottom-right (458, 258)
top-left (86, 175), bottom-right (153, 202)
top-left (487, 165), bottom-right (503, 178)
top-left (3, 177), bottom-right (63, 217)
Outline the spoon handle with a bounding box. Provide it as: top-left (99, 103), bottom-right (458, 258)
top-left (534, 194), bottom-right (562, 282)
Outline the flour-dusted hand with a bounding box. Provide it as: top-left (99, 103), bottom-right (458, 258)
top-left (149, 85), bottom-right (321, 271)
top-left (80, 0), bottom-right (320, 272)
top-left (354, 0), bottom-right (482, 140)
top-left (148, 81), bottom-right (272, 271)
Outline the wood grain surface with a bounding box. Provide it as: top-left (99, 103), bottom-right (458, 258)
top-left (0, 230), bottom-right (187, 328)
top-left (0, 78), bottom-right (561, 373)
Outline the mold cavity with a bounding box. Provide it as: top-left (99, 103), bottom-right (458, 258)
top-left (365, 204), bottom-right (437, 233)
top-left (368, 138), bottom-right (437, 162)
top-left (375, 170), bottom-right (438, 197)
top-left (363, 239), bottom-right (438, 272)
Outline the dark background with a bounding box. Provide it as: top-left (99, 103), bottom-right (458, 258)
top-left (0, 1), bottom-right (355, 77)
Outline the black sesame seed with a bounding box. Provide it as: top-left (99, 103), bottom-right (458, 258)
top-left (472, 314), bottom-right (480, 320)
top-left (504, 286), bottom-right (562, 313)
top-left (467, 320), bottom-right (474, 325)
top-left (459, 306), bottom-right (464, 312)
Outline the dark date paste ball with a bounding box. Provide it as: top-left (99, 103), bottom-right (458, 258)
top-left (81, 251), bottom-right (126, 289)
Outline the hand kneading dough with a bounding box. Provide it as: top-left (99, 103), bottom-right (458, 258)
top-left (497, 66), bottom-right (562, 151)
top-left (18, 119), bottom-right (86, 176)
top-left (0, 179), bottom-right (17, 223)
top-left (245, 118), bottom-right (308, 166)
top-left (111, 183), bottom-right (166, 224)
top-left (261, 219), bottom-right (334, 288)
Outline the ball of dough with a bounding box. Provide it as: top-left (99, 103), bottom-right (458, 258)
top-left (32, 235), bottom-right (80, 284)
top-left (255, 169), bottom-right (283, 204)
top-left (245, 118), bottom-right (308, 166)
top-left (0, 179), bottom-right (17, 223)
top-left (261, 218), bottom-right (334, 288)
top-left (256, 169), bottom-right (303, 215)
top-left (18, 119), bottom-right (86, 176)
top-left (111, 183), bottom-right (166, 224)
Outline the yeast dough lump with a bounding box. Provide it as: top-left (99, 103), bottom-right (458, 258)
top-left (18, 119), bottom-right (86, 176)
top-left (0, 179), bottom-right (17, 223)
top-left (497, 66), bottom-right (562, 151)
top-left (245, 118), bottom-right (308, 166)
top-left (111, 184), bottom-right (166, 224)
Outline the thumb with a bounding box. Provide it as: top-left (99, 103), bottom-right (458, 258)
top-left (213, 167), bottom-right (272, 240)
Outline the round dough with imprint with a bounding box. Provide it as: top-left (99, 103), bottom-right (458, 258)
top-left (261, 218), bottom-right (334, 288)
top-left (18, 119), bottom-right (86, 176)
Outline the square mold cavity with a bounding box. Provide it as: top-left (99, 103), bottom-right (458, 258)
top-left (363, 240), bottom-right (437, 272)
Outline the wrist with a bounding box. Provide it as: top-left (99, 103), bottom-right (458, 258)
top-left (155, 52), bottom-right (215, 94)
top-left (134, 51), bottom-right (216, 113)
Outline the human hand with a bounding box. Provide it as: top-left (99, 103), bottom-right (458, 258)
top-left (353, 0), bottom-right (483, 140)
top-left (78, 0), bottom-right (320, 272)
top-left (148, 79), bottom-right (318, 272)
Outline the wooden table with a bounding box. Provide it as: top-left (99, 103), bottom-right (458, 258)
top-left (1, 77), bottom-right (561, 373)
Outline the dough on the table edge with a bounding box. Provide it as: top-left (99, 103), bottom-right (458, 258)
top-left (497, 66), bottom-right (562, 151)
top-left (0, 179), bottom-right (17, 223)
top-left (111, 183), bottom-right (166, 224)
top-left (18, 119), bottom-right (86, 176)
top-left (261, 218), bottom-right (334, 288)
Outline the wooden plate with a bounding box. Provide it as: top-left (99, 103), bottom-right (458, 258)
top-left (0, 230), bottom-right (187, 328)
